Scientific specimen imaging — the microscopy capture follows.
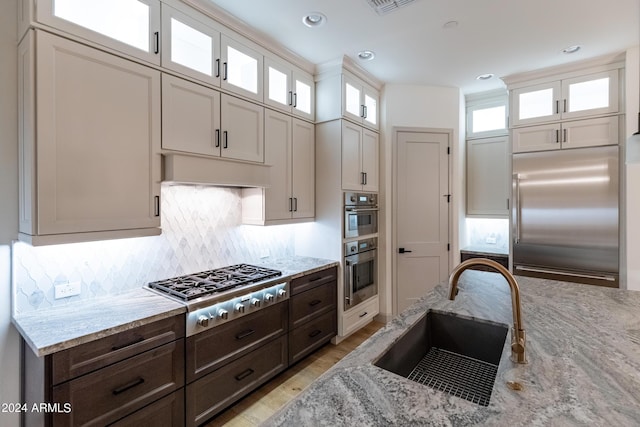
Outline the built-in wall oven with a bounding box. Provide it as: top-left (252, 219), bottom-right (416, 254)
top-left (344, 237), bottom-right (377, 310)
top-left (344, 192), bottom-right (378, 238)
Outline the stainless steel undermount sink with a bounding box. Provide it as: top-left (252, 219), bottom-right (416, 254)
top-left (374, 309), bottom-right (508, 406)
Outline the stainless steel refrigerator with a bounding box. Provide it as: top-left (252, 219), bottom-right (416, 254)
top-left (512, 145), bottom-right (619, 287)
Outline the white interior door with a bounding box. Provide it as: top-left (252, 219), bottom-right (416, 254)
top-left (395, 130), bottom-right (450, 314)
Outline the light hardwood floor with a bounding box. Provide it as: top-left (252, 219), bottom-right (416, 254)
top-left (204, 321), bottom-right (385, 426)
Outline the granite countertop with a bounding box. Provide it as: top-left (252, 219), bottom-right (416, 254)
top-left (13, 256), bottom-right (338, 357)
top-left (265, 270), bottom-right (640, 426)
top-left (461, 245), bottom-right (509, 256)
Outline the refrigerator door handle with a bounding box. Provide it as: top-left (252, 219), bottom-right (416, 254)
top-left (513, 173), bottom-right (521, 244)
top-left (515, 266), bottom-right (616, 282)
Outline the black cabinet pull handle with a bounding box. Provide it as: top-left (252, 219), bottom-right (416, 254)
top-left (154, 196), bottom-right (160, 217)
top-left (309, 299), bottom-right (322, 307)
top-left (363, 105), bottom-right (367, 119)
top-left (309, 329), bottom-right (322, 338)
top-left (398, 248), bottom-right (412, 254)
top-left (288, 91), bottom-right (293, 106)
top-left (235, 329), bottom-right (255, 340)
top-left (215, 58), bottom-right (220, 78)
top-left (293, 92), bottom-right (297, 108)
top-left (289, 197), bottom-right (293, 212)
top-left (309, 276), bottom-right (323, 282)
top-left (111, 336), bottom-right (144, 351)
top-left (223, 130), bottom-right (228, 149)
top-left (153, 32), bottom-right (159, 54)
top-left (215, 129), bottom-right (220, 148)
top-left (293, 197), bottom-right (298, 212)
top-left (359, 311), bottom-right (368, 318)
top-left (112, 377), bottom-right (145, 395)
top-left (223, 62), bottom-right (228, 80)
top-left (235, 368), bottom-right (254, 381)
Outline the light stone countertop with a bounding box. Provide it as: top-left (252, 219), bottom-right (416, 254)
top-left (265, 270), bottom-right (640, 426)
top-left (13, 256), bottom-right (339, 357)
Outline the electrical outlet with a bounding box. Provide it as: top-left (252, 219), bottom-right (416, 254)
top-left (485, 236), bottom-right (497, 245)
top-left (54, 282), bottom-right (81, 299)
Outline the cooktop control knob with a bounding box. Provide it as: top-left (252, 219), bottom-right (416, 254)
top-left (197, 315), bottom-right (210, 327)
top-left (264, 293), bottom-right (274, 302)
top-left (235, 303), bottom-right (245, 313)
top-left (250, 298), bottom-right (261, 308)
top-left (278, 289), bottom-right (287, 297)
top-left (217, 309), bottom-right (229, 320)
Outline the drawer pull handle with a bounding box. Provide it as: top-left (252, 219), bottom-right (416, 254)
top-left (309, 276), bottom-right (323, 282)
top-left (111, 337), bottom-right (144, 351)
top-left (309, 299), bottom-right (322, 307)
top-left (235, 329), bottom-right (255, 340)
top-left (235, 368), bottom-right (254, 381)
top-left (112, 377), bottom-right (145, 395)
top-left (309, 329), bottom-right (322, 338)
top-left (359, 312), bottom-right (368, 318)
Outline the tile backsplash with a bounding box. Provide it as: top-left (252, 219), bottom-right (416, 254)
top-left (13, 185), bottom-right (297, 314)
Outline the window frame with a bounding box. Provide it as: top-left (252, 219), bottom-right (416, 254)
top-left (466, 90), bottom-right (509, 139)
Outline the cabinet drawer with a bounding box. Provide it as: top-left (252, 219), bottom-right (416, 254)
top-left (108, 388), bottom-right (184, 427)
top-left (290, 266), bottom-right (337, 295)
top-left (342, 296), bottom-right (379, 337)
top-left (288, 311), bottom-right (336, 365)
top-left (52, 315), bottom-right (185, 385)
top-left (460, 252), bottom-right (509, 270)
top-left (186, 301), bottom-right (287, 382)
top-left (186, 335), bottom-right (287, 427)
top-left (52, 340), bottom-right (184, 427)
top-left (289, 281), bottom-right (336, 329)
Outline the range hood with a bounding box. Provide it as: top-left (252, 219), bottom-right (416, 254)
top-left (163, 153), bottom-right (271, 188)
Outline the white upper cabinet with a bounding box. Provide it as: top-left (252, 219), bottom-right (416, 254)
top-left (466, 136), bottom-right (509, 217)
top-left (342, 121), bottom-right (379, 192)
top-left (161, 4), bottom-right (221, 85)
top-left (343, 73), bottom-right (379, 130)
top-left (220, 35), bottom-right (263, 102)
top-left (35, 0), bottom-right (161, 64)
top-left (264, 56), bottom-right (314, 120)
top-left (511, 69), bottom-right (619, 127)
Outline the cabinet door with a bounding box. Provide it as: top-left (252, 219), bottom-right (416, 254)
top-left (161, 4), bottom-right (221, 86)
top-left (264, 109), bottom-right (293, 221)
top-left (362, 84), bottom-right (379, 130)
top-left (221, 94), bottom-right (264, 162)
top-left (292, 70), bottom-right (315, 121)
top-left (35, 31), bottom-right (160, 235)
top-left (221, 35), bottom-right (263, 102)
top-left (561, 116), bottom-right (619, 149)
top-left (342, 74), bottom-right (364, 123)
top-left (511, 123), bottom-right (561, 153)
top-left (466, 136), bottom-right (509, 217)
top-left (341, 121), bottom-right (363, 191)
top-left (162, 74), bottom-right (221, 157)
top-left (264, 57), bottom-right (292, 113)
top-left (511, 81), bottom-right (561, 127)
top-left (361, 129), bottom-right (379, 192)
top-left (37, 0), bottom-right (161, 65)
top-left (292, 119), bottom-right (315, 219)
top-left (561, 70), bottom-right (619, 120)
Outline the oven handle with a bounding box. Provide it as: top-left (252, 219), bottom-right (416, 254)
top-left (345, 260), bottom-right (354, 307)
top-left (345, 207), bottom-right (378, 213)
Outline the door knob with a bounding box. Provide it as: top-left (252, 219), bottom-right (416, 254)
top-left (398, 248), bottom-right (412, 254)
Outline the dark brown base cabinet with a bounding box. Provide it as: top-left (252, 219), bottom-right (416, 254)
top-left (22, 315), bottom-right (185, 427)
top-left (22, 266), bottom-right (339, 427)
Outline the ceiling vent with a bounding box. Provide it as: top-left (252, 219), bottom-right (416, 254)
top-left (365, 0), bottom-right (419, 15)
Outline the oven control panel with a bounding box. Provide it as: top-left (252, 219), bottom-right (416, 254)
top-left (186, 282), bottom-right (288, 336)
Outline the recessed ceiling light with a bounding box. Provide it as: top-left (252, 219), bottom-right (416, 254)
top-left (476, 73), bottom-right (494, 81)
top-left (562, 45), bottom-right (581, 54)
top-left (357, 50), bottom-right (376, 61)
top-left (302, 12), bottom-right (327, 28)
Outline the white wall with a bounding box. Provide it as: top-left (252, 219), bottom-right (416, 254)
top-left (0, 1), bottom-right (20, 426)
top-left (379, 84), bottom-right (462, 318)
top-left (625, 45), bottom-right (640, 291)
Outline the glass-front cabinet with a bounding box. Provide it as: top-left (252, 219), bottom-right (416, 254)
top-left (343, 73), bottom-right (379, 130)
top-left (265, 56), bottom-right (314, 120)
top-left (221, 35), bottom-right (263, 102)
top-left (161, 4), bottom-right (221, 85)
top-left (511, 69), bottom-right (619, 127)
top-left (35, 0), bottom-right (161, 64)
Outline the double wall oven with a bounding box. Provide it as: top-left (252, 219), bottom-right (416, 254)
top-left (344, 192), bottom-right (378, 311)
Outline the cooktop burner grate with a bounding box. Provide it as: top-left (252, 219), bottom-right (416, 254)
top-left (148, 264), bottom-right (282, 301)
